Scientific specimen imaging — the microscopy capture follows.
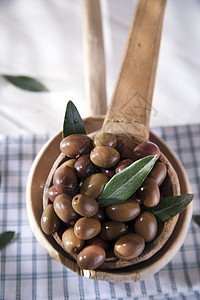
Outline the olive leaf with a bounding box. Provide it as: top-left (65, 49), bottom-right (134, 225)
top-left (2, 75), bottom-right (48, 92)
top-left (143, 194), bottom-right (194, 222)
top-left (0, 231), bottom-right (15, 250)
top-left (98, 155), bottom-right (156, 207)
top-left (193, 215), bottom-right (200, 227)
top-left (63, 100), bottom-right (86, 139)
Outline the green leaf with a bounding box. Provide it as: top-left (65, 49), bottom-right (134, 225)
top-left (143, 194), bottom-right (194, 222)
top-left (98, 155), bottom-right (156, 207)
top-left (193, 215), bottom-right (200, 226)
top-left (63, 100), bottom-right (86, 138)
top-left (0, 231), bottom-right (15, 250)
top-left (2, 75), bottom-right (48, 92)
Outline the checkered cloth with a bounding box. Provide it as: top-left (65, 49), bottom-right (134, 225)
top-left (0, 125), bottom-right (200, 300)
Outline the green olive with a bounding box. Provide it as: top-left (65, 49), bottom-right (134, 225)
top-left (114, 233), bottom-right (145, 260)
top-left (137, 177), bottom-right (160, 207)
top-left (74, 217), bottom-right (101, 240)
top-left (80, 173), bottom-right (109, 198)
top-left (60, 134), bottom-right (92, 158)
top-left (105, 198), bottom-right (140, 222)
top-left (41, 204), bottom-right (60, 235)
top-left (134, 211), bottom-right (158, 242)
top-left (99, 221), bottom-right (128, 241)
top-left (93, 132), bottom-right (117, 148)
top-left (61, 159), bottom-right (77, 169)
top-left (62, 228), bottom-right (84, 254)
top-left (77, 245), bottom-right (106, 270)
top-left (72, 194), bottom-right (98, 217)
top-left (90, 146), bottom-right (120, 168)
top-left (149, 162), bottom-right (167, 186)
top-left (53, 194), bottom-right (78, 223)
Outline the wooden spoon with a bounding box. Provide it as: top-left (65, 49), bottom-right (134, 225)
top-left (42, 0), bottom-right (181, 270)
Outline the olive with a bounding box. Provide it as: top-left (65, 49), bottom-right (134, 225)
top-left (85, 236), bottom-right (109, 250)
top-left (134, 211), bottom-right (158, 242)
top-left (101, 168), bottom-right (115, 178)
top-left (93, 132), bottom-right (117, 148)
top-left (60, 134), bottom-right (92, 158)
top-left (62, 228), bottom-right (84, 254)
top-left (137, 177), bottom-right (160, 207)
top-left (99, 221), bottom-right (128, 241)
top-left (105, 198), bottom-right (140, 222)
top-left (74, 217), bottom-right (101, 240)
top-left (41, 204), bottom-right (60, 235)
top-left (90, 146), bottom-right (120, 168)
top-left (80, 173), bottom-right (109, 198)
top-left (132, 141), bottom-right (160, 161)
top-left (114, 234), bottom-right (145, 260)
top-left (116, 136), bottom-right (136, 159)
top-left (77, 245), bottom-right (106, 270)
top-left (72, 194), bottom-right (98, 217)
top-left (74, 154), bottom-right (96, 179)
top-left (115, 159), bottom-right (133, 173)
top-left (53, 164), bottom-right (77, 194)
top-left (62, 159), bottom-right (77, 169)
top-left (149, 162), bottom-right (167, 186)
top-left (93, 207), bottom-right (105, 221)
top-left (48, 185), bottom-right (60, 202)
top-left (53, 194), bottom-right (78, 223)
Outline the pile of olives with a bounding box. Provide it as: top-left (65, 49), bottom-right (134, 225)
top-left (41, 132), bottom-right (167, 270)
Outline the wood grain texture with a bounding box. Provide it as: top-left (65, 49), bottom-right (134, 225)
top-left (83, 0), bottom-right (107, 116)
top-left (103, 0), bottom-right (166, 140)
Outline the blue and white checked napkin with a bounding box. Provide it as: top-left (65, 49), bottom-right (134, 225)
top-left (0, 124), bottom-right (200, 300)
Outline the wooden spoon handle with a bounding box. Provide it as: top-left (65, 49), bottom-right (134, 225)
top-left (103, 0), bottom-right (166, 140)
top-left (83, 0), bottom-right (107, 116)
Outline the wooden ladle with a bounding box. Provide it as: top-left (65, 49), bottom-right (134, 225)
top-left (42, 0), bottom-right (181, 270)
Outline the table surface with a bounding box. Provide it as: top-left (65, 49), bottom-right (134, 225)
top-left (0, 0), bottom-right (200, 135)
top-left (0, 124), bottom-right (200, 300)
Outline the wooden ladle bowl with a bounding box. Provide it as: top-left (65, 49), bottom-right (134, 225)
top-left (26, 116), bottom-right (192, 282)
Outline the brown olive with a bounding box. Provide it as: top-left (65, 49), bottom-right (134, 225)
top-left (114, 234), bottom-right (145, 260)
top-left (53, 164), bottom-right (77, 194)
top-left (116, 136), bottom-right (136, 159)
top-left (105, 198), bottom-right (140, 222)
top-left (134, 211), bottom-right (158, 242)
top-left (72, 194), bottom-right (98, 217)
top-left (60, 134), bottom-right (92, 158)
top-left (62, 159), bottom-right (77, 169)
top-left (149, 162), bottom-right (167, 186)
top-left (48, 185), bottom-right (60, 202)
top-left (77, 245), bottom-right (106, 270)
top-left (90, 146), bottom-right (120, 168)
top-left (80, 173), bottom-right (109, 198)
top-left (53, 194), bottom-right (78, 223)
top-left (85, 236), bottom-right (109, 250)
top-left (101, 168), bottom-right (115, 178)
top-left (62, 228), bottom-right (84, 254)
top-left (74, 154), bottom-right (96, 179)
top-left (93, 132), bottom-right (117, 148)
top-left (93, 207), bottom-right (105, 221)
top-left (132, 141), bottom-right (160, 161)
top-left (99, 221), bottom-right (128, 241)
top-left (41, 204), bottom-right (60, 235)
top-left (137, 177), bottom-right (160, 207)
top-left (115, 159), bottom-right (133, 173)
top-left (74, 217), bottom-right (101, 240)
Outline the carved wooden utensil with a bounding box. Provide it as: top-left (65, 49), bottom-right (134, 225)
top-left (27, 0), bottom-right (192, 282)
top-left (43, 0), bottom-right (180, 268)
